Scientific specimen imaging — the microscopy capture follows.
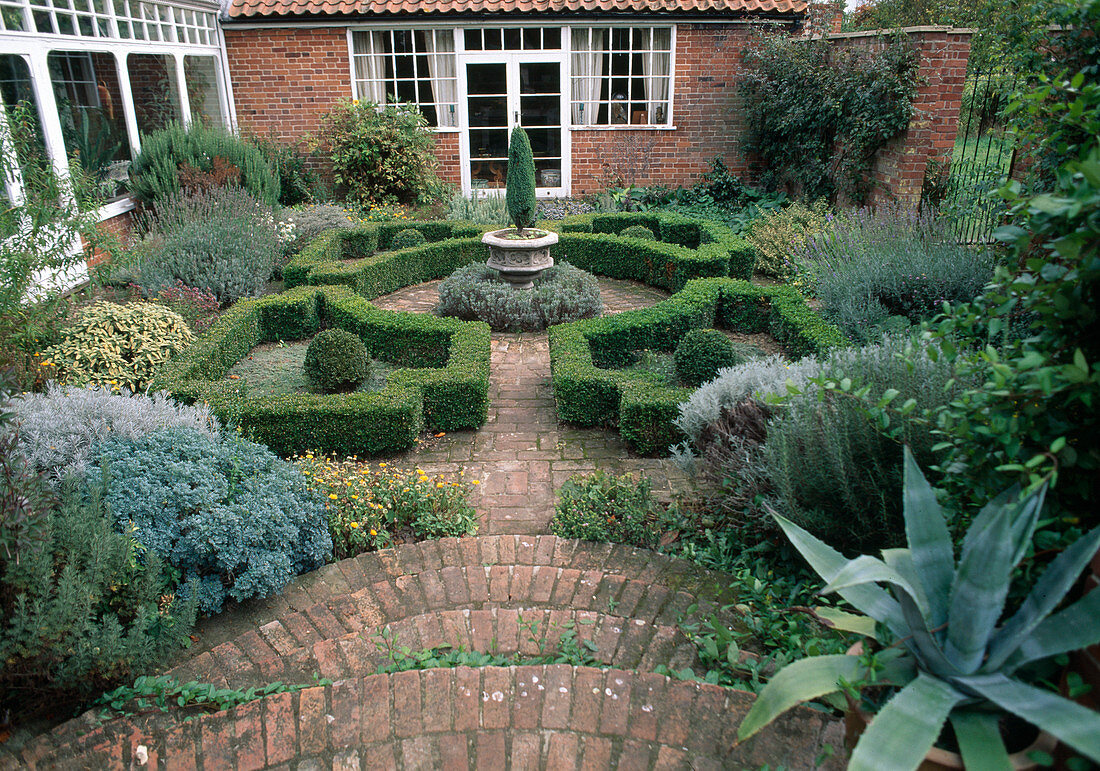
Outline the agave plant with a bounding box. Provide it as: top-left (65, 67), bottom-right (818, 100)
top-left (738, 448), bottom-right (1100, 770)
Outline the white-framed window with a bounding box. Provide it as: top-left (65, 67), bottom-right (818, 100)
top-left (351, 28), bottom-right (458, 128)
top-left (570, 26), bottom-right (672, 127)
top-left (462, 26), bottom-right (561, 51)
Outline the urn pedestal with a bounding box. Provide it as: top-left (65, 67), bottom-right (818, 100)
top-left (482, 228), bottom-right (558, 289)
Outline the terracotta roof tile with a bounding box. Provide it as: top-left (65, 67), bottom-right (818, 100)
top-left (227, 0), bottom-right (807, 19)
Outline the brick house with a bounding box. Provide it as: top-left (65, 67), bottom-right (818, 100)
top-left (220, 0), bottom-right (809, 197)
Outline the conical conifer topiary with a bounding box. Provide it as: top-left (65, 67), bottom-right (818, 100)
top-left (505, 126), bottom-right (537, 236)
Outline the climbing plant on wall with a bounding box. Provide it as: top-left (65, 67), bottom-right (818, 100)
top-left (738, 32), bottom-right (918, 204)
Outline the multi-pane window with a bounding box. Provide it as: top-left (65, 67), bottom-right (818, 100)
top-left (570, 26), bottom-right (672, 127)
top-left (0, 0), bottom-right (218, 43)
top-left (351, 29), bottom-right (458, 128)
top-left (463, 27), bottom-right (560, 51)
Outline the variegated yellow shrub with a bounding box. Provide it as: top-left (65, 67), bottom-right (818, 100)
top-left (44, 301), bottom-right (193, 393)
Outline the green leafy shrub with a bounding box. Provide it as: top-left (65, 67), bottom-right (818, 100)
top-left (0, 480), bottom-right (194, 722)
top-left (739, 33), bottom-right (917, 203)
top-left (550, 470), bottom-right (660, 547)
top-left (133, 187), bottom-right (280, 304)
top-left (44, 301), bottom-right (193, 393)
top-left (674, 328), bottom-right (741, 386)
top-left (303, 328), bottom-right (369, 393)
top-left (312, 100), bottom-right (441, 206)
top-left (744, 200), bottom-right (832, 279)
top-left (804, 206), bottom-right (996, 342)
top-left (127, 122), bottom-right (279, 205)
top-left (84, 427), bottom-right (331, 615)
top-left (619, 224), bottom-right (656, 240)
top-left (764, 336), bottom-right (966, 554)
top-left (436, 262), bottom-right (602, 332)
top-left (506, 126), bottom-right (537, 233)
top-left (10, 383), bottom-right (219, 480)
top-left (389, 228), bottom-right (427, 250)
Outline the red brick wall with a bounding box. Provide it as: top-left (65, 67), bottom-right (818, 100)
top-left (222, 23), bottom-right (969, 203)
top-left (84, 208), bottom-right (134, 268)
top-left (828, 27), bottom-right (972, 206)
top-left (571, 23), bottom-right (756, 195)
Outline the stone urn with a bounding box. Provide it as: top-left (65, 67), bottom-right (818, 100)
top-left (482, 228), bottom-right (558, 289)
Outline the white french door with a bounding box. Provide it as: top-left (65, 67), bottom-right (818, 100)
top-left (459, 53), bottom-right (568, 197)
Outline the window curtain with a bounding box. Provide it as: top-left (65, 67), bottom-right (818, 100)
top-left (570, 27), bottom-right (605, 125)
top-left (352, 31), bottom-right (386, 104)
top-left (424, 30), bottom-right (457, 128)
top-left (645, 28), bottom-right (671, 124)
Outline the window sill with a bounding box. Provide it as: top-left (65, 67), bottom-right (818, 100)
top-left (96, 196), bottom-right (136, 222)
top-left (570, 125), bottom-right (676, 131)
top-left (432, 127), bottom-right (462, 133)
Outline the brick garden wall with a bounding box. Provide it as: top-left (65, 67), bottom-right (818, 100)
top-left (828, 27), bottom-right (973, 207)
top-left (222, 22), bottom-right (970, 203)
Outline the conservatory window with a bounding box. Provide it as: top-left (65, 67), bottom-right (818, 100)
top-left (351, 29), bottom-right (458, 128)
top-left (184, 54), bottom-right (225, 126)
top-left (570, 27), bottom-right (672, 127)
top-left (127, 52), bottom-right (182, 135)
top-left (48, 50), bottom-right (130, 201)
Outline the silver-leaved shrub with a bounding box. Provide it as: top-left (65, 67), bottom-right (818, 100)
top-left (83, 427), bottom-right (331, 615)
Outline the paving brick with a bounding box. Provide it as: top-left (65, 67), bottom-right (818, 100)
top-left (298, 688), bottom-right (329, 755)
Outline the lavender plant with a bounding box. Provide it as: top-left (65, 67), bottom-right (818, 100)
top-left (803, 206), bottom-right (996, 342)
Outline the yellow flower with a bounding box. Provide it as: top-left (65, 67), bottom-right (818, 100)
top-left (471, 479), bottom-right (480, 485)
top-left (351, 494), bottom-right (358, 500)
top-left (349, 522), bottom-right (359, 528)
top-left (379, 462), bottom-right (387, 467)
top-left (436, 482), bottom-right (444, 488)
top-left (329, 493), bottom-right (338, 499)
top-left (370, 529), bottom-right (377, 536)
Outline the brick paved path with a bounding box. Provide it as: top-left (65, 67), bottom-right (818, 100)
top-left (372, 278), bottom-right (687, 535)
top-left (8, 538), bottom-right (844, 770)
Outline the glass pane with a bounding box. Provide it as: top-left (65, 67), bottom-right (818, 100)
top-left (503, 28), bottom-right (520, 50)
top-left (525, 127), bottom-right (560, 157)
top-left (523, 28), bottom-right (539, 50)
top-left (184, 55), bottom-right (225, 127)
top-left (542, 27), bottom-right (561, 49)
top-left (534, 159), bottom-right (561, 188)
top-left (520, 62), bottom-right (558, 95)
top-left (471, 157), bottom-right (507, 188)
top-left (0, 4), bottom-right (25, 31)
top-left (520, 95), bottom-right (559, 127)
top-left (127, 52), bottom-right (181, 134)
top-left (470, 128), bottom-right (508, 159)
top-left (463, 28), bottom-right (481, 51)
top-left (467, 63), bottom-right (505, 95)
top-left (49, 51), bottom-right (130, 200)
top-left (468, 96), bottom-right (506, 127)
top-left (484, 28), bottom-right (502, 50)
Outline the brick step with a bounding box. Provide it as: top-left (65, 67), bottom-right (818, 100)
top-left (16, 665), bottom-right (844, 771)
top-left (175, 536), bottom-right (743, 665)
top-left (168, 607), bottom-right (704, 691)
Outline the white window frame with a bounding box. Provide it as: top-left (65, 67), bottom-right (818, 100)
top-left (347, 27), bottom-right (460, 131)
top-left (568, 24), bottom-right (676, 130)
top-left (0, 0), bottom-right (234, 227)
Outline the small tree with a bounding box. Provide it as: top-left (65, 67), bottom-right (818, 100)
top-left (505, 126), bottom-right (536, 236)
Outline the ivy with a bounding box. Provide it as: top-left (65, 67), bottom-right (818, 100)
top-left (738, 32), bottom-right (919, 204)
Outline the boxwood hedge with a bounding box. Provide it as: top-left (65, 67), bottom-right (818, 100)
top-left (548, 278), bottom-right (847, 456)
top-left (551, 210), bottom-right (757, 282)
top-left (150, 284), bottom-right (490, 456)
top-left (284, 214), bottom-right (754, 296)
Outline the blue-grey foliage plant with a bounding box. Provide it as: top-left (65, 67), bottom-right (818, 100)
top-left (738, 448), bottom-right (1100, 769)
